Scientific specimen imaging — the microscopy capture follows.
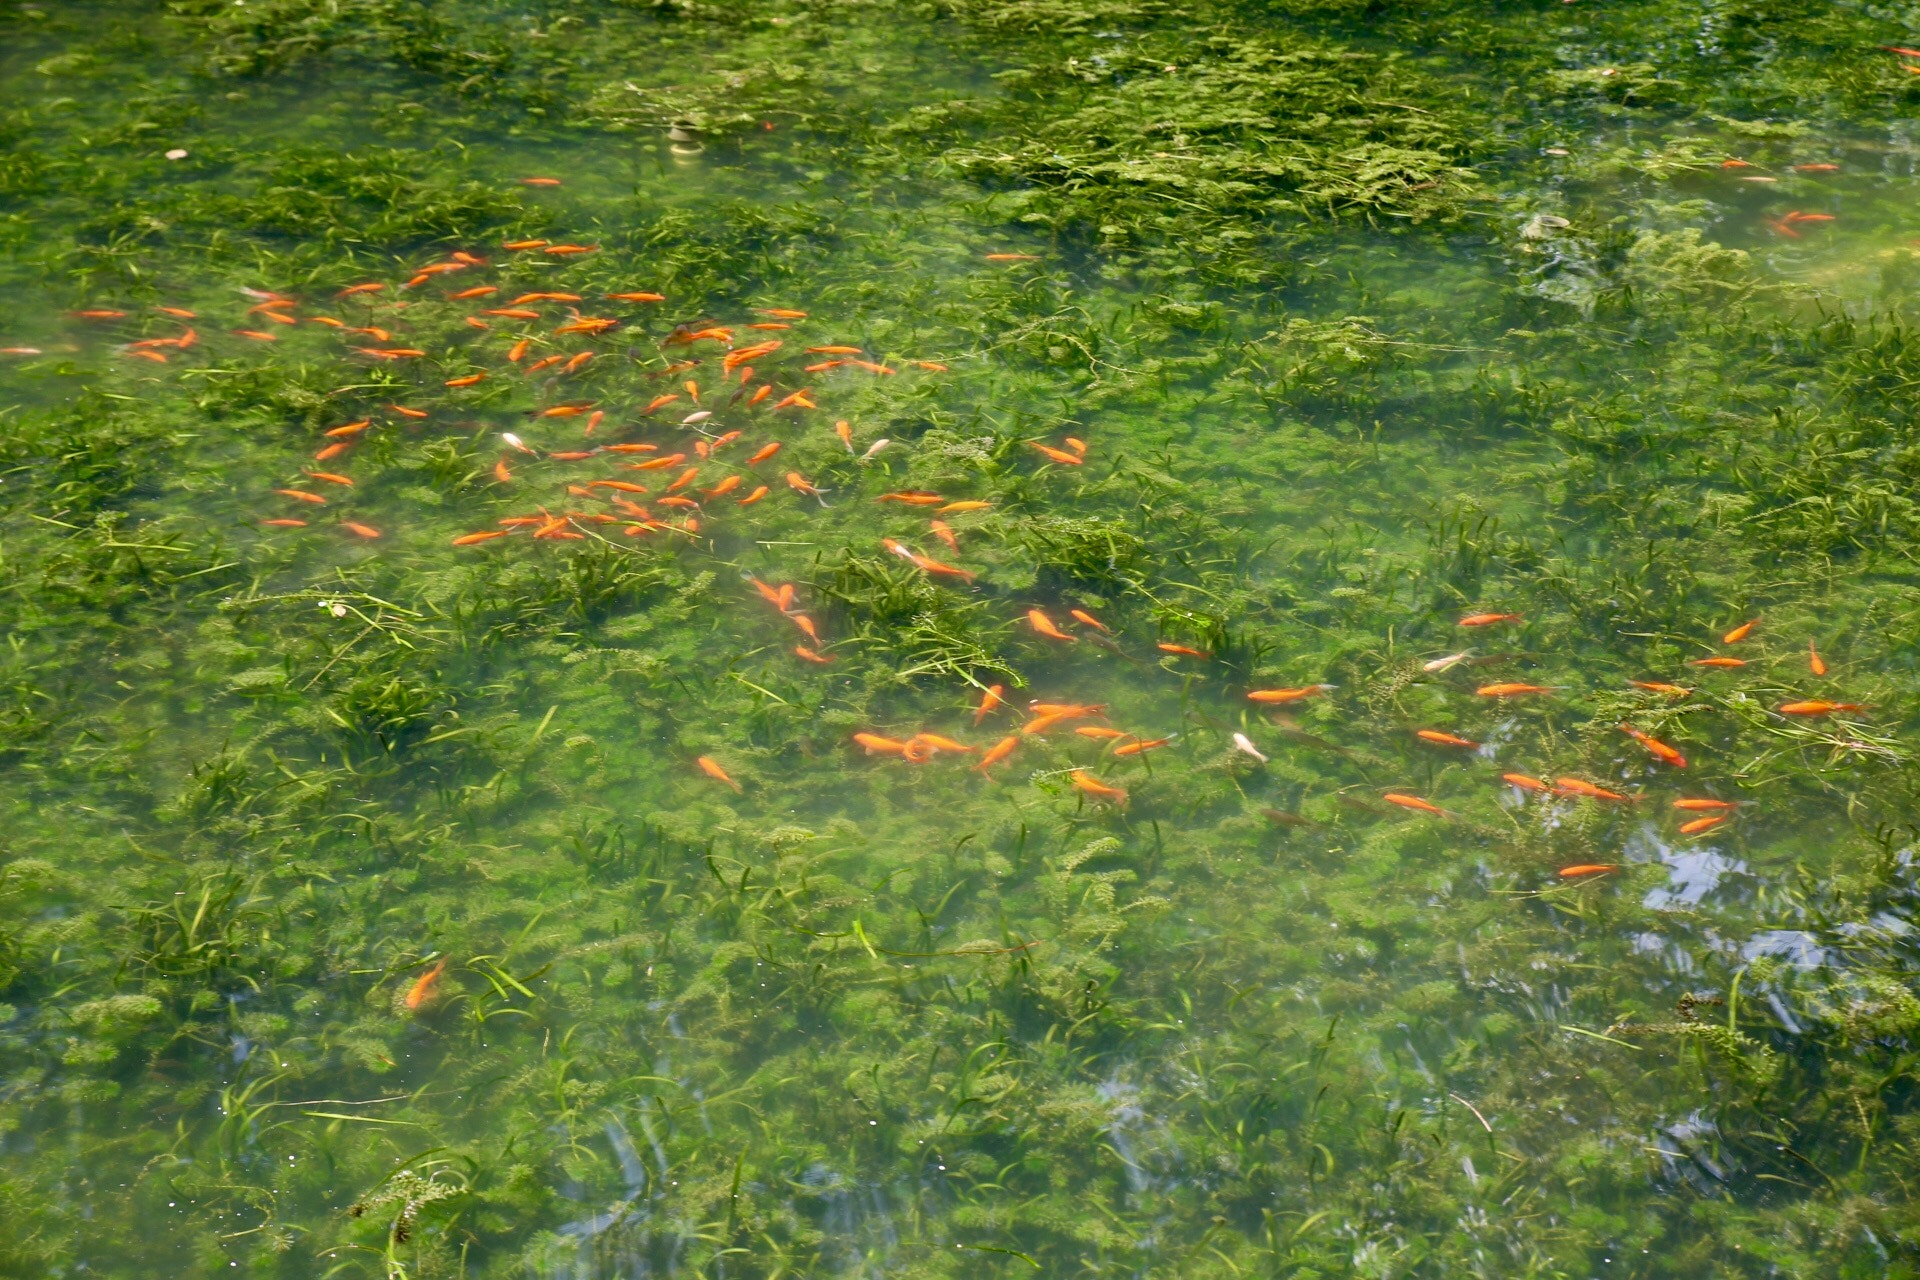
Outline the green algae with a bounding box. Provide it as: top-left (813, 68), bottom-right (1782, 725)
top-left (2, 0), bottom-right (1920, 1277)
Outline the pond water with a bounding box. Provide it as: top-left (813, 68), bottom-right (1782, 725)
top-left (2, 1), bottom-right (1919, 1277)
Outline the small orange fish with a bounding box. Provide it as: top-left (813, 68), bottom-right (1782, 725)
top-left (929, 520), bottom-right (960, 553)
top-left (806, 345), bottom-right (863, 355)
top-left (74, 309), bottom-right (129, 319)
top-left (1069, 770), bottom-right (1128, 805)
top-left (450, 286), bottom-right (497, 300)
top-left (1689, 657), bottom-right (1746, 668)
top-left (974, 735), bottom-right (1019, 771)
top-left (404, 960), bottom-right (446, 1012)
top-left (1030, 442), bottom-right (1082, 466)
top-left (1112, 737), bottom-right (1172, 757)
top-left (536, 404), bottom-right (593, 419)
top-left (854, 733), bottom-right (911, 756)
top-left (916, 361), bottom-right (950, 372)
top-left (305, 470), bottom-right (354, 487)
top-left (704, 475), bottom-right (742, 499)
top-left (1028, 703), bottom-right (1105, 718)
top-left (1808, 640), bottom-right (1827, 676)
top-left (937, 501), bottom-right (992, 514)
top-left (789, 613), bottom-right (820, 642)
top-left (1066, 609), bottom-right (1108, 633)
top-left (486, 308), bottom-right (542, 319)
top-left (325, 420), bottom-right (373, 438)
top-left (519, 176), bottom-right (562, 187)
top-left (1778, 700), bottom-right (1866, 716)
top-left (664, 467), bottom-right (700, 493)
top-left (697, 756), bottom-right (742, 792)
top-left (1629, 680), bottom-right (1692, 696)
top-left (1382, 792), bottom-right (1447, 817)
top-left (1674, 797), bottom-right (1740, 811)
top-left (973, 685), bottom-right (1006, 725)
top-left (912, 733), bottom-right (974, 756)
top-left (124, 349), bottom-right (168, 364)
top-left (451, 530), bottom-right (510, 547)
top-left (794, 645), bottom-right (833, 664)
top-left (745, 442), bottom-right (782, 465)
top-left (1415, 730), bottom-right (1478, 749)
top-left (507, 339), bottom-right (530, 364)
top-left (608, 291), bottom-right (666, 303)
top-left (546, 244), bottom-right (598, 256)
top-left (1247, 686), bottom-right (1331, 704)
top-left (235, 329), bottom-right (279, 341)
top-left (835, 420), bottom-right (854, 451)
top-left (1501, 773), bottom-right (1553, 793)
top-left (1022, 712), bottom-right (1073, 737)
top-left (1555, 777), bottom-right (1633, 803)
top-left (1722, 618), bottom-right (1759, 644)
top-left (261, 518), bottom-right (308, 528)
top-left (642, 394), bottom-right (680, 415)
top-left (1027, 609), bottom-right (1075, 642)
top-left (493, 460), bottom-right (513, 484)
top-left (747, 385), bottom-right (772, 406)
top-left (738, 486), bottom-right (769, 505)
top-left (772, 390), bottom-right (816, 410)
top-left (1679, 815), bottom-right (1727, 836)
top-left (1475, 683), bottom-right (1555, 697)
top-left (389, 405), bottom-right (428, 419)
top-left (878, 492), bottom-right (946, 506)
top-left (630, 453), bottom-right (688, 471)
top-left (1157, 643), bottom-right (1210, 658)
top-left (446, 373), bottom-right (486, 387)
top-left (1620, 724), bottom-right (1686, 768)
top-left (1792, 163), bottom-right (1840, 172)
top-left (1558, 865), bottom-right (1617, 879)
top-left (154, 306), bottom-right (197, 319)
top-left (564, 352), bottom-right (594, 373)
top-left (784, 471), bottom-right (826, 500)
top-left (1459, 613), bottom-right (1521, 627)
top-left (1076, 726), bottom-right (1129, 740)
top-left (275, 488), bottom-right (326, 505)
top-left (985, 253), bottom-right (1040, 262)
top-left (337, 283), bottom-right (384, 297)
top-left (342, 522), bottom-right (383, 539)
top-left (758, 308), bottom-right (808, 319)
top-left (603, 443), bottom-right (657, 454)
top-left (1063, 438), bottom-right (1088, 458)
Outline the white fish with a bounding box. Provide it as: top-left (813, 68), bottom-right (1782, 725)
top-left (681, 410), bottom-right (712, 424)
top-left (1423, 652), bottom-right (1471, 673)
top-left (0, 347), bottom-right (42, 356)
top-left (860, 438), bottom-right (891, 461)
top-left (501, 432), bottom-right (535, 455)
top-left (1231, 732), bottom-right (1268, 763)
top-left (883, 539), bottom-right (918, 563)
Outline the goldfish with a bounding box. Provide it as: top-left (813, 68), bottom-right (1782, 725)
top-left (1674, 797), bottom-right (1740, 811)
top-left (724, 342), bottom-right (782, 373)
top-left (453, 530), bottom-right (510, 545)
top-left (486, 308), bottom-right (542, 320)
top-left (74, 309), bottom-right (129, 319)
top-left (985, 253), bottom-right (1040, 261)
top-left (835, 420), bottom-right (854, 451)
top-left (404, 960), bottom-right (446, 1012)
top-left (1063, 437), bottom-right (1088, 458)
top-left (446, 373), bottom-right (486, 387)
top-left (790, 613), bottom-right (820, 642)
top-left (1784, 211), bottom-right (1834, 223)
top-left (1555, 777), bottom-right (1633, 803)
top-left (1076, 726), bottom-right (1129, 740)
top-left (773, 390), bottom-right (816, 410)
top-left (1679, 815), bottom-right (1727, 836)
top-left (912, 734), bottom-right (974, 756)
top-left (758, 308), bottom-right (808, 318)
top-left (1112, 737), bottom-right (1172, 757)
top-left (1689, 657), bottom-right (1747, 668)
top-left (784, 471), bottom-right (827, 503)
top-left (1793, 163), bottom-right (1840, 173)
top-left (450, 252), bottom-right (486, 265)
top-left (356, 347), bottom-right (425, 359)
top-left (305, 471), bottom-right (354, 486)
top-left (916, 361), bottom-right (950, 372)
top-left (545, 244), bottom-right (598, 256)
top-left (1459, 613), bottom-right (1521, 627)
top-left (738, 485), bottom-right (769, 505)
top-left (849, 361), bottom-right (895, 375)
top-left (450, 286), bottom-right (497, 300)
top-left (342, 522), bottom-right (382, 539)
top-left (261, 518), bottom-right (307, 528)
top-left (972, 685), bottom-right (1007, 725)
top-left (1808, 640), bottom-right (1827, 676)
top-left (155, 306), bottom-right (197, 318)
top-left (1501, 773), bottom-right (1553, 793)
top-left (1070, 771), bottom-right (1128, 805)
top-left (1416, 730), bottom-right (1478, 749)
top-left (555, 317), bottom-right (617, 336)
top-left (1382, 792), bottom-right (1447, 817)
top-left (390, 405), bottom-right (428, 419)
top-left (929, 520), bottom-right (960, 553)
top-left (124, 349), bottom-right (168, 363)
top-left (747, 324), bottom-right (787, 331)
top-left (747, 385), bottom-right (772, 406)
top-left (236, 329), bottom-right (279, 341)
top-left (1779, 700), bottom-right (1866, 716)
top-left (1027, 609), bottom-right (1075, 642)
top-left (1629, 680), bottom-right (1692, 696)
top-left (974, 735), bottom-right (1019, 771)
top-left (854, 733), bottom-right (911, 756)
top-left (937, 500), bottom-right (992, 514)
top-left (519, 177), bottom-right (562, 186)
top-left (630, 453), bottom-right (688, 470)
top-left (657, 496), bottom-right (698, 510)
top-left (608, 292), bottom-right (666, 303)
top-left (1248, 685), bottom-right (1332, 704)
top-left (505, 340), bottom-right (530, 364)
top-left (1558, 865), bottom-right (1617, 878)
top-left (697, 756), bottom-right (742, 791)
top-left (794, 645), bottom-right (833, 664)
top-left (1475, 683), bottom-right (1555, 697)
top-left (603, 443), bottom-right (657, 454)
top-left (590, 480), bottom-right (650, 495)
top-left (337, 283), bottom-right (384, 297)
top-left (275, 488), bottom-right (326, 505)
top-left (1231, 733), bottom-right (1269, 763)
top-left (564, 352), bottom-right (594, 374)
top-left (1722, 618), bottom-right (1759, 643)
top-left (641, 394), bottom-right (680, 415)
top-left (1422, 653), bottom-right (1471, 673)
top-left (1158, 643), bottom-right (1211, 658)
top-left (463, 317), bottom-right (490, 330)
top-left (1620, 724), bottom-right (1686, 767)
top-left (745, 442), bottom-right (782, 465)
top-left (878, 492), bottom-right (945, 506)
top-left (704, 475), bottom-right (742, 499)
top-left (1029, 703), bottom-right (1105, 718)
top-left (665, 467), bottom-right (700, 493)
top-left (807, 345), bottom-right (863, 355)
top-left (1030, 443), bottom-right (1082, 466)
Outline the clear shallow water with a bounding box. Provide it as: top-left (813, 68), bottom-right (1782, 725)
top-left (3, 2), bottom-right (1920, 1277)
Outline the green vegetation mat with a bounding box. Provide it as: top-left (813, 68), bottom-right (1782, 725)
top-left (4, 0), bottom-right (1920, 1275)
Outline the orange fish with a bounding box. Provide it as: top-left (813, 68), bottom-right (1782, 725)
top-left (1808, 640), bottom-right (1827, 676)
top-left (1027, 609), bottom-right (1075, 642)
top-left (937, 501), bottom-right (992, 514)
top-left (519, 176), bottom-right (562, 186)
top-left (773, 390), bottom-right (816, 410)
top-left (1459, 613), bottom-right (1521, 627)
top-left (1502, 773), bottom-right (1553, 793)
top-left (916, 361), bottom-right (950, 372)
top-left (745, 442), bottom-right (782, 465)
top-left (123, 349), bottom-right (168, 364)
top-left (261, 518), bottom-right (307, 528)
top-left (1062, 609), bottom-right (1107, 633)
top-left (789, 613), bottom-right (820, 642)
top-left (664, 467), bottom-right (700, 493)
top-left (1157, 643), bottom-right (1210, 658)
top-left (608, 291), bottom-right (666, 303)
top-left (1112, 737), bottom-right (1171, 757)
top-left (1555, 777), bottom-right (1633, 803)
top-left (342, 522), bottom-right (382, 539)
top-left (835, 420), bottom-right (854, 451)
top-left (337, 283), bottom-right (384, 297)
top-left (235, 329), bottom-right (279, 341)
top-left (973, 685), bottom-right (1006, 725)
top-left (1070, 770), bottom-right (1128, 805)
top-left (1558, 864), bottom-right (1617, 879)
top-left (1247, 686), bottom-right (1331, 704)
top-left (1415, 730), bottom-right (1478, 749)
top-left (390, 405), bottom-right (428, 419)
top-left (1063, 438), bottom-right (1088, 458)
top-left (784, 471), bottom-right (826, 501)
top-left (446, 373), bottom-right (486, 387)
top-left (703, 475), bottom-right (742, 499)
top-left (806, 345), bottom-right (863, 355)
top-left (486, 308), bottom-right (542, 319)
top-left (74, 309), bottom-right (129, 319)
top-left (878, 492), bottom-right (945, 506)
top-left (404, 960), bottom-right (446, 1012)
top-left (493, 459), bottom-right (513, 483)
top-left (974, 735), bottom-right (1019, 771)
top-left (546, 244), bottom-right (597, 256)
top-left (1028, 703), bottom-right (1105, 718)
top-left (912, 734), bottom-right (974, 756)
top-left (564, 352), bottom-right (594, 373)
top-left (1076, 726), bottom-right (1129, 740)
top-left (642, 394), bottom-right (680, 415)
top-left (985, 253), bottom-right (1040, 262)
top-left (450, 286), bottom-right (497, 300)
top-left (738, 485), bottom-right (769, 505)
top-left (1620, 724), bottom-right (1686, 768)
top-left (854, 733), bottom-right (911, 756)
top-left (1382, 792), bottom-right (1447, 817)
top-left (758, 308), bottom-right (808, 318)
top-left (747, 385), bottom-right (772, 406)
top-left (275, 488), bottom-right (326, 505)
top-left (1679, 815), bottom-right (1727, 836)
top-left (453, 530), bottom-right (509, 546)
top-left (929, 520), bottom-right (959, 553)
top-left (1021, 712), bottom-right (1073, 737)
top-left (154, 306), bottom-right (197, 319)
top-left (1722, 618), bottom-right (1759, 643)
top-left (794, 645), bottom-right (833, 664)
top-left (630, 453), bottom-right (688, 471)
top-left (305, 471), bottom-right (353, 487)
top-left (1674, 797), bottom-right (1740, 811)
top-left (697, 756), bottom-right (742, 792)
top-left (1689, 657), bottom-right (1746, 668)
top-left (1778, 700), bottom-right (1866, 716)
top-left (506, 339), bottom-right (530, 364)
top-left (602, 443), bottom-right (657, 455)
top-left (325, 420), bottom-right (372, 439)
top-left (1629, 680), bottom-right (1692, 696)
top-left (1030, 443), bottom-right (1082, 466)
top-left (1475, 683), bottom-right (1554, 697)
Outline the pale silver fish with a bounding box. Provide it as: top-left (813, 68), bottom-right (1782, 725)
top-left (1231, 732), bottom-right (1269, 763)
top-left (682, 410), bottom-right (712, 424)
top-left (501, 432), bottom-right (535, 454)
top-left (1423, 652), bottom-right (1471, 673)
top-left (860, 438), bottom-right (891, 460)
